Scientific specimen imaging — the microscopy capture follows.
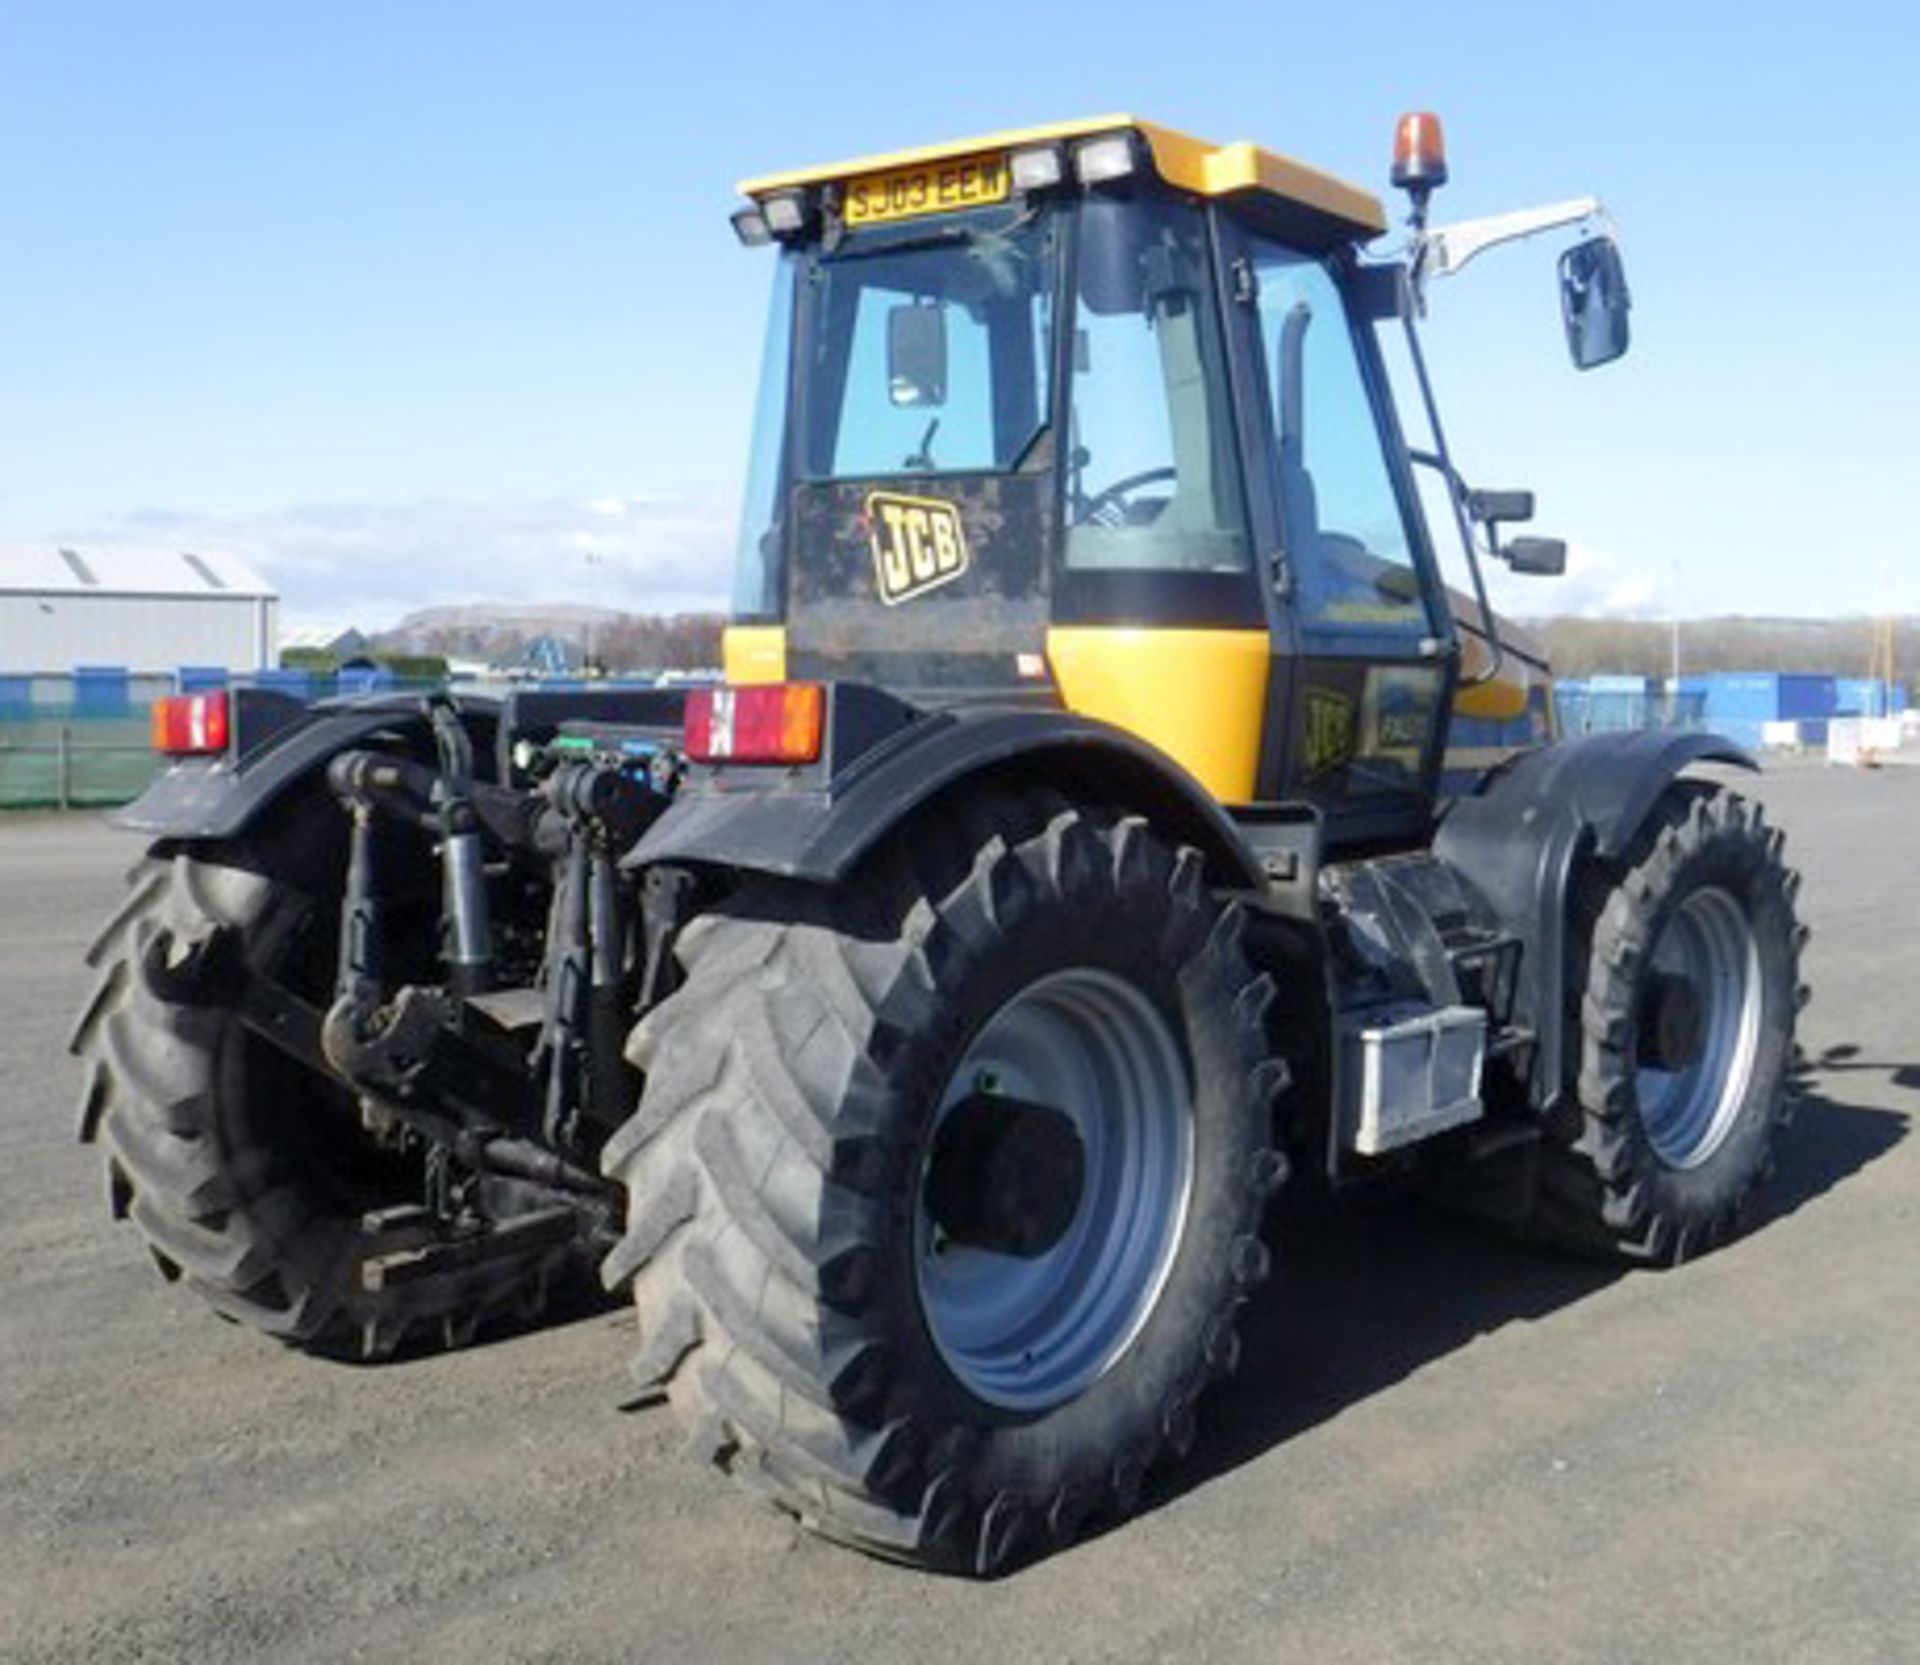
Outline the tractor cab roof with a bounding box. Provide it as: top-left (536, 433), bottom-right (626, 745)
top-left (738, 114), bottom-right (1388, 251)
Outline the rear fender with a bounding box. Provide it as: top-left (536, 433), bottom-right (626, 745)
top-left (628, 706), bottom-right (1267, 891)
top-left (1433, 730), bottom-right (1756, 1109)
top-left (113, 693), bottom-right (498, 842)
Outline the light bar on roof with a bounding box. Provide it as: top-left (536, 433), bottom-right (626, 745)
top-left (1074, 133), bottom-right (1138, 185)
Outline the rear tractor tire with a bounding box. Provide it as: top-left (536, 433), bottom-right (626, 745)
top-left (1533, 782), bottom-right (1805, 1262)
top-left (71, 849), bottom-right (575, 1359)
top-left (600, 795), bottom-right (1290, 1573)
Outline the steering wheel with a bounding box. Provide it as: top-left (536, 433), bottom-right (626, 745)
top-left (1078, 466), bottom-right (1177, 524)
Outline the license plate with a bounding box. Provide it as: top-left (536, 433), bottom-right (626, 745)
top-left (843, 152), bottom-right (1010, 227)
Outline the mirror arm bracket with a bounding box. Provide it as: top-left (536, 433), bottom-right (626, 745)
top-left (1408, 197), bottom-right (1612, 307)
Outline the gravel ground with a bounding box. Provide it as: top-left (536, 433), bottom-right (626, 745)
top-left (2, 762), bottom-right (1915, 1664)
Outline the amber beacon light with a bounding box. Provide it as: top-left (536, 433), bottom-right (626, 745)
top-left (1391, 111), bottom-right (1449, 191)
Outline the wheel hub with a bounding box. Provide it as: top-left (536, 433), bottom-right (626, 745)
top-left (1641, 970), bottom-right (1705, 1069)
top-left (1634, 886), bottom-right (1764, 1170)
top-left (915, 967), bottom-right (1194, 1412)
top-left (923, 1089), bottom-right (1086, 1259)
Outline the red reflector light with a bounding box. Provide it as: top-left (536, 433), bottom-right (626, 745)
top-left (150, 691), bottom-right (231, 756)
top-left (683, 683), bottom-right (824, 765)
top-left (1391, 110), bottom-right (1448, 190)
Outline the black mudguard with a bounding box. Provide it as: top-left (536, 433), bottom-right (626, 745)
top-left (1434, 729), bottom-right (1756, 1110)
top-left (113, 693), bottom-right (497, 842)
top-left (628, 705), bottom-right (1267, 891)
top-left (112, 684), bottom-right (692, 844)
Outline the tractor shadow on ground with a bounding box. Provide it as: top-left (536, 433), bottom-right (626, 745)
top-left (1145, 1073), bottom-right (1909, 1520)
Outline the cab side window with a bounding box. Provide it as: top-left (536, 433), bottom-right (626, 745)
top-left (1248, 244), bottom-right (1427, 634)
top-left (1064, 197), bottom-right (1251, 575)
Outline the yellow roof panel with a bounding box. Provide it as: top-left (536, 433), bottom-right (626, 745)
top-left (738, 114), bottom-right (1388, 241)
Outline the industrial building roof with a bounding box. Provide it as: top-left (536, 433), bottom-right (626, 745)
top-left (0, 544), bottom-right (276, 600)
top-left (279, 623), bottom-right (370, 654)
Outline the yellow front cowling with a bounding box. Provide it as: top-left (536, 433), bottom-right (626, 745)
top-left (1046, 627), bottom-right (1269, 804)
top-left (722, 625), bottom-right (786, 685)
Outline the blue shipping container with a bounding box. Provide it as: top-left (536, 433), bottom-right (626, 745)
top-left (1835, 679), bottom-right (1909, 717)
top-left (1778, 674), bottom-right (1836, 720)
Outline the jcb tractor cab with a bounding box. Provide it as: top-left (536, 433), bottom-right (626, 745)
top-left (77, 114), bottom-right (1802, 1577)
top-left (721, 113), bottom-right (1605, 834)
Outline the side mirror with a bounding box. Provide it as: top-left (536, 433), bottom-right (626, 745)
top-left (1559, 236), bottom-right (1631, 370)
top-left (887, 303), bottom-right (947, 407)
top-left (1467, 488), bottom-right (1534, 527)
top-left (1505, 536), bottom-right (1567, 576)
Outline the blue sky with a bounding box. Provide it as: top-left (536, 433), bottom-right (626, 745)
top-left (1, 0), bottom-right (1913, 626)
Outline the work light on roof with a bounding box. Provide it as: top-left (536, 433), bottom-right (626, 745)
top-left (760, 190), bottom-right (810, 236)
top-left (1073, 133), bottom-right (1137, 186)
top-left (730, 206), bottom-right (772, 247)
top-left (1009, 144), bottom-right (1065, 193)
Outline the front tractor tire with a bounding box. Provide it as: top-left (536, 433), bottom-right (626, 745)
top-left (71, 850), bottom-right (572, 1359)
top-left (1533, 783), bottom-right (1805, 1262)
top-left (601, 796), bottom-right (1288, 1573)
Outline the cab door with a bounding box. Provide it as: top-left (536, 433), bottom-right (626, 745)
top-left (1219, 221), bottom-right (1454, 844)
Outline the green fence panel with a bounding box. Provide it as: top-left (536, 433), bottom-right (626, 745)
top-left (0, 718), bottom-right (157, 809)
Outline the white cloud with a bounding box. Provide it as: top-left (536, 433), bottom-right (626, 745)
top-left (1494, 538), bottom-right (1670, 622)
top-left (60, 494), bottom-right (737, 629)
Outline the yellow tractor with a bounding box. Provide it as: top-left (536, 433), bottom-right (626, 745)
top-left (75, 113), bottom-right (1803, 1575)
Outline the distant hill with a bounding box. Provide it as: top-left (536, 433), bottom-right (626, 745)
top-left (1521, 614), bottom-right (1916, 681)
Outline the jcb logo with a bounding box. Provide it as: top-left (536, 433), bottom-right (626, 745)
top-left (866, 492), bottom-right (970, 605)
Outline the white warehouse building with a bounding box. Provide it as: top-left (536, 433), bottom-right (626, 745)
top-left (0, 545), bottom-right (278, 675)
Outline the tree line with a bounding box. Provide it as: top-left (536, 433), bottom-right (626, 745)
top-left (368, 605), bottom-right (1912, 686)
top-left (1531, 615), bottom-right (1915, 682)
top-left (381, 612), bottom-right (726, 673)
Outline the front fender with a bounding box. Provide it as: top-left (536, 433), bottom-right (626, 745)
top-left (629, 706), bottom-right (1266, 890)
top-left (1433, 729), bottom-right (1756, 1109)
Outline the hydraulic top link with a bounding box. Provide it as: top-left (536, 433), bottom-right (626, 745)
top-left (534, 758), bottom-right (663, 1150)
top-left (429, 699), bottom-right (492, 998)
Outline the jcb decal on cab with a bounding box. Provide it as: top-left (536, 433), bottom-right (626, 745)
top-left (866, 492), bottom-right (970, 605)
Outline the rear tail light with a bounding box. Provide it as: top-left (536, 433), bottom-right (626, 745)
top-left (683, 683), bottom-right (824, 765)
top-left (150, 691), bottom-right (231, 756)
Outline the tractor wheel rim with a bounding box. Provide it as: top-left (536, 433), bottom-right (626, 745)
top-left (916, 967), bottom-right (1194, 1412)
top-left (1635, 886), bottom-right (1763, 1170)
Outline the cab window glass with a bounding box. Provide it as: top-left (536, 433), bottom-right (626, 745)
top-left (800, 213), bottom-right (1052, 479)
top-left (1249, 243), bottom-right (1426, 632)
top-left (1065, 197), bottom-right (1249, 573)
top-left (829, 285), bottom-right (999, 474)
top-left (732, 252), bottom-right (797, 619)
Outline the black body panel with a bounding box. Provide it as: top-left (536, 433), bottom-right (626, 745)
top-left (787, 472), bottom-right (1053, 698)
top-left (490, 686), bottom-right (686, 777)
top-left (1433, 729), bottom-right (1756, 1110)
top-left (629, 703), bottom-right (1266, 891)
